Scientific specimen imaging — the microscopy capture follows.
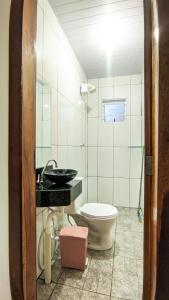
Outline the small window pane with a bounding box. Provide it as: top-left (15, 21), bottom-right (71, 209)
top-left (103, 99), bottom-right (126, 123)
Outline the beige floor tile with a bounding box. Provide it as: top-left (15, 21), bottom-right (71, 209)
top-left (58, 268), bottom-right (86, 289)
top-left (37, 279), bottom-right (55, 300)
top-left (83, 276), bottom-right (98, 292)
top-left (111, 270), bottom-right (139, 299)
top-left (81, 291), bottom-right (110, 300)
top-left (96, 294), bottom-right (111, 300)
top-left (97, 276), bottom-right (112, 295)
top-left (50, 284), bottom-right (82, 300)
top-left (81, 290), bottom-right (96, 300)
top-left (114, 255), bottom-right (137, 274)
top-left (37, 207), bottom-right (143, 300)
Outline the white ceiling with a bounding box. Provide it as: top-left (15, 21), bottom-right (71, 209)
top-left (49, 0), bottom-right (144, 78)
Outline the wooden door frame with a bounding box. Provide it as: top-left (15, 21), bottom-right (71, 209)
top-left (9, 0), bottom-right (37, 299)
top-left (8, 0), bottom-right (169, 299)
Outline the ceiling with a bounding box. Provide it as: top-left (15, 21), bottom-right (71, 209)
top-left (49, 0), bottom-right (144, 78)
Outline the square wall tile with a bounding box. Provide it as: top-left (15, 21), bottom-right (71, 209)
top-left (36, 120), bottom-right (42, 147)
top-left (98, 147), bottom-right (113, 177)
top-left (131, 84), bottom-right (142, 116)
top-left (114, 85), bottom-right (130, 115)
top-left (67, 147), bottom-right (82, 176)
top-left (81, 147), bottom-right (88, 178)
top-left (87, 89), bottom-right (99, 117)
top-left (130, 179), bottom-right (140, 208)
top-left (88, 147), bottom-right (97, 176)
top-left (131, 74), bottom-right (142, 85)
top-left (88, 177), bottom-right (98, 203)
top-left (51, 146), bottom-right (58, 161)
top-left (114, 147), bottom-right (130, 178)
top-left (88, 118), bottom-right (98, 146)
top-left (131, 116), bottom-right (142, 146)
top-left (130, 148), bottom-right (143, 178)
top-left (98, 119), bottom-right (114, 147)
top-left (42, 120), bottom-right (51, 147)
top-left (41, 147), bottom-right (51, 166)
top-left (114, 117), bottom-right (130, 147)
top-left (57, 94), bottom-right (68, 145)
top-left (114, 75), bottom-right (130, 85)
top-left (57, 146), bottom-right (69, 169)
top-left (99, 77), bottom-right (114, 87)
top-left (68, 108), bottom-right (85, 146)
top-left (51, 89), bottom-right (58, 145)
top-left (98, 177), bottom-right (113, 204)
top-left (43, 16), bottom-right (58, 89)
top-left (114, 178), bottom-right (130, 207)
top-left (36, 148), bottom-right (43, 168)
top-left (99, 86), bottom-right (114, 101)
top-left (81, 177), bottom-right (88, 204)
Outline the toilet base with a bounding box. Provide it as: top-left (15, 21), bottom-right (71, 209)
top-left (87, 241), bottom-right (113, 251)
top-left (68, 213), bottom-right (116, 251)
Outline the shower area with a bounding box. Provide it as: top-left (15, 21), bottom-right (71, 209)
top-left (87, 75), bottom-right (144, 216)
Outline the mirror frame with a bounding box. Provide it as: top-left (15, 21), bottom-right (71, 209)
top-left (9, 0), bottom-right (169, 299)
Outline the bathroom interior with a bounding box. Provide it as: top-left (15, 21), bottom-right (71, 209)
top-left (36, 0), bottom-right (144, 299)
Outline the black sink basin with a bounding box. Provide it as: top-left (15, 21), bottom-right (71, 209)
top-left (44, 169), bottom-right (78, 184)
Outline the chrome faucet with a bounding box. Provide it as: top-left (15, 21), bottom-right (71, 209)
top-left (41, 159), bottom-right (58, 184)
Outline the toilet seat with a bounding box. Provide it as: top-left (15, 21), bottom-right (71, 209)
top-left (80, 203), bottom-right (118, 220)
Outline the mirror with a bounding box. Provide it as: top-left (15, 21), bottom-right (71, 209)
top-left (36, 79), bottom-right (52, 167)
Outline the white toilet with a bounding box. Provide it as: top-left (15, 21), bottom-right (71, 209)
top-left (65, 202), bottom-right (118, 250)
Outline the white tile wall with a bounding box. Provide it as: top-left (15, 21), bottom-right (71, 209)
top-left (36, 0), bottom-right (88, 278)
top-left (131, 84), bottom-right (142, 115)
top-left (131, 116), bottom-right (142, 146)
top-left (114, 117), bottom-right (130, 147)
top-left (114, 75), bottom-right (130, 85)
top-left (87, 74), bottom-right (144, 208)
top-left (98, 120), bottom-right (114, 147)
top-left (98, 147), bottom-right (114, 177)
top-left (114, 178), bottom-right (130, 207)
top-left (88, 118), bottom-right (98, 146)
top-left (87, 177), bottom-right (98, 203)
top-left (114, 85), bottom-right (130, 115)
top-left (98, 177), bottom-right (113, 204)
top-left (99, 77), bottom-right (114, 87)
top-left (88, 147), bottom-right (97, 176)
top-left (87, 89), bottom-right (99, 117)
top-left (130, 148), bottom-right (143, 178)
top-left (130, 179), bottom-right (140, 207)
top-left (114, 147), bottom-right (130, 178)
top-left (99, 86), bottom-right (114, 108)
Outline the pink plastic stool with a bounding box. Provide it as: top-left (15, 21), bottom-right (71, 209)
top-left (59, 226), bottom-right (88, 270)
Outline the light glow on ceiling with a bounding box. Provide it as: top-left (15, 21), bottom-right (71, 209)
top-left (96, 16), bottom-right (129, 58)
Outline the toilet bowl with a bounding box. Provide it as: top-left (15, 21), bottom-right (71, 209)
top-left (66, 202), bottom-right (118, 250)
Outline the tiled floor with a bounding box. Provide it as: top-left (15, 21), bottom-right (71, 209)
top-left (37, 207), bottom-right (143, 300)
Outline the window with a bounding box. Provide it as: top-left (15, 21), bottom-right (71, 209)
top-left (102, 99), bottom-right (126, 123)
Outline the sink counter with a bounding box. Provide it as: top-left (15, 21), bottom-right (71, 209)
top-left (36, 179), bottom-right (82, 207)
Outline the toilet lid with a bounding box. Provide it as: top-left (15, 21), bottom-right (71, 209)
top-left (80, 203), bottom-right (118, 219)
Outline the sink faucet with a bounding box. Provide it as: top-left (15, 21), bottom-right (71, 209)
top-left (41, 159), bottom-right (58, 184)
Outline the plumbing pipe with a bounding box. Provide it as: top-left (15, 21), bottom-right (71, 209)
top-left (44, 207), bottom-right (64, 284)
